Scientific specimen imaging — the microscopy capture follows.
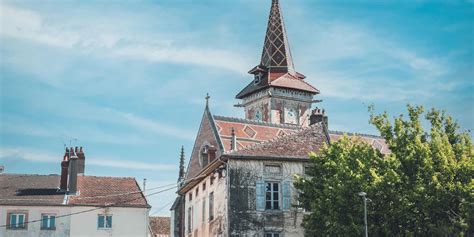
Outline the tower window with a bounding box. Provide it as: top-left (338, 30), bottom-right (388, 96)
top-left (255, 110), bottom-right (262, 121)
top-left (254, 73), bottom-right (262, 84)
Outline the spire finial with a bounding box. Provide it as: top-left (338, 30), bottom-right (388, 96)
top-left (205, 93), bottom-right (210, 108)
top-left (178, 146), bottom-right (185, 182)
top-left (260, 0), bottom-right (295, 75)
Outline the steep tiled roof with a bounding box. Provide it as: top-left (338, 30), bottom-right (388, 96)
top-left (149, 216), bottom-right (170, 236)
top-left (0, 174), bottom-right (65, 206)
top-left (213, 115), bottom-right (299, 152)
top-left (0, 174), bottom-right (148, 208)
top-left (68, 176), bottom-right (149, 208)
top-left (226, 123), bottom-right (327, 158)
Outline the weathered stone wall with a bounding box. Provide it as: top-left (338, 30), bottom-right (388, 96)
top-left (228, 159), bottom-right (306, 237)
top-left (184, 170), bottom-right (228, 237)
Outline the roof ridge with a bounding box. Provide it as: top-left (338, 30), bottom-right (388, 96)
top-left (213, 115), bottom-right (301, 129)
top-left (329, 130), bottom-right (383, 139)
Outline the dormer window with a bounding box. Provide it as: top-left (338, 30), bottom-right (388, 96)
top-left (254, 72), bottom-right (262, 85)
top-left (200, 144), bottom-right (210, 167)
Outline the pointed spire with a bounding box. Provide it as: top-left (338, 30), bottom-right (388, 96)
top-left (260, 0), bottom-right (295, 75)
top-left (178, 146), bottom-right (185, 182)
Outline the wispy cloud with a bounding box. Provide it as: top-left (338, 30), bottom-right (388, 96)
top-left (0, 146), bottom-right (175, 171)
top-left (0, 3), bottom-right (250, 74)
top-left (296, 21), bottom-right (454, 102)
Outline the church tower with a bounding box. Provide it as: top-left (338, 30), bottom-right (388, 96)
top-left (236, 0), bottom-right (319, 127)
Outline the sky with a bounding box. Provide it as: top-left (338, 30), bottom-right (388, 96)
top-left (1, 0), bottom-right (473, 216)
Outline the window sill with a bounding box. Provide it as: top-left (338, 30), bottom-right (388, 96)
top-left (41, 228), bottom-right (56, 231)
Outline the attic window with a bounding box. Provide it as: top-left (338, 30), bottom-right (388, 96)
top-left (200, 144), bottom-right (210, 167)
top-left (254, 73), bottom-right (262, 84)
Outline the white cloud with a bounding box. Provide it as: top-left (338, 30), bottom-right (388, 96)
top-left (0, 3), bottom-right (250, 74)
top-left (0, 146), bottom-right (175, 171)
top-left (296, 21), bottom-right (452, 102)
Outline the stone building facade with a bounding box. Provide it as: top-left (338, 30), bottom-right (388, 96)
top-left (170, 1), bottom-right (388, 236)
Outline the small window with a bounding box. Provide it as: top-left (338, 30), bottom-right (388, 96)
top-left (209, 192), bottom-right (214, 221)
top-left (200, 145), bottom-right (209, 167)
top-left (265, 182), bottom-right (280, 210)
top-left (265, 232), bottom-right (280, 237)
top-left (202, 197), bottom-right (206, 224)
top-left (203, 182), bottom-right (206, 191)
top-left (254, 73), bottom-right (262, 84)
top-left (98, 215), bottom-right (112, 229)
top-left (255, 110), bottom-right (262, 121)
top-left (41, 214), bottom-right (56, 230)
top-left (189, 193), bottom-right (193, 201)
top-left (196, 187), bottom-right (199, 197)
top-left (187, 207), bottom-right (192, 233)
top-left (210, 175), bottom-right (215, 185)
top-left (7, 212), bottom-right (27, 229)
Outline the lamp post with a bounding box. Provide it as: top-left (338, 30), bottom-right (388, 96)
top-left (358, 192), bottom-right (368, 237)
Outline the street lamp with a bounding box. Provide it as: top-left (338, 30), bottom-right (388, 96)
top-left (358, 192), bottom-right (368, 237)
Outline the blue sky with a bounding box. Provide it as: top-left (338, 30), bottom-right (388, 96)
top-left (1, 0), bottom-right (473, 216)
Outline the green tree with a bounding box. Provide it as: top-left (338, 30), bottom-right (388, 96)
top-left (295, 105), bottom-right (473, 236)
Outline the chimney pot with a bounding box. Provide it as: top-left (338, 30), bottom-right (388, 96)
top-left (310, 107), bottom-right (328, 128)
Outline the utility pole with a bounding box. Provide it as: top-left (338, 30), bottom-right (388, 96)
top-left (358, 192), bottom-right (368, 237)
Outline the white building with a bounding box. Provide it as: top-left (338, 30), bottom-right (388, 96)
top-left (0, 147), bottom-right (150, 237)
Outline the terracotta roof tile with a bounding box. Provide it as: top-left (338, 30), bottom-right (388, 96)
top-left (0, 174), bottom-right (65, 206)
top-left (68, 176), bottom-right (148, 207)
top-left (149, 216), bottom-right (170, 236)
top-left (329, 131), bottom-right (390, 154)
top-left (0, 174), bottom-right (148, 208)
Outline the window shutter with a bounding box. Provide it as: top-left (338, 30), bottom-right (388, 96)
top-left (50, 216), bottom-right (56, 228)
top-left (41, 215), bottom-right (48, 228)
top-left (256, 180), bottom-right (265, 211)
top-left (282, 181), bottom-right (291, 211)
top-left (98, 215), bottom-right (104, 228)
top-left (106, 216), bottom-right (112, 228)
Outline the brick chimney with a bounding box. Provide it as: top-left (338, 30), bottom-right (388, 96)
top-left (77, 146), bottom-right (85, 175)
top-left (310, 108), bottom-right (328, 128)
top-left (68, 152), bottom-right (79, 194)
top-left (60, 148), bottom-right (70, 191)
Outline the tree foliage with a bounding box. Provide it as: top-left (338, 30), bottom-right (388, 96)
top-left (295, 105), bottom-right (473, 236)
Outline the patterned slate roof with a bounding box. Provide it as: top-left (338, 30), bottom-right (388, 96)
top-left (212, 115), bottom-right (390, 155)
top-left (260, 0), bottom-right (294, 74)
top-left (149, 216), bottom-right (170, 236)
top-left (213, 115), bottom-right (299, 152)
top-left (0, 174), bottom-right (148, 208)
top-left (226, 123), bottom-right (327, 158)
top-left (236, 0), bottom-right (319, 99)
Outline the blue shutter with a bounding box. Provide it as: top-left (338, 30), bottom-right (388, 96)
top-left (18, 215), bottom-right (24, 227)
top-left (98, 215), bottom-right (104, 228)
top-left (256, 180), bottom-right (265, 211)
top-left (50, 216), bottom-right (56, 228)
top-left (10, 214), bottom-right (17, 228)
top-left (41, 215), bottom-right (48, 229)
top-left (282, 181), bottom-right (291, 211)
top-left (106, 216), bottom-right (112, 228)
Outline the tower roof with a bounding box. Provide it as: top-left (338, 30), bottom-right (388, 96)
top-left (236, 0), bottom-right (319, 99)
top-left (260, 0), bottom-right (295, 74)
